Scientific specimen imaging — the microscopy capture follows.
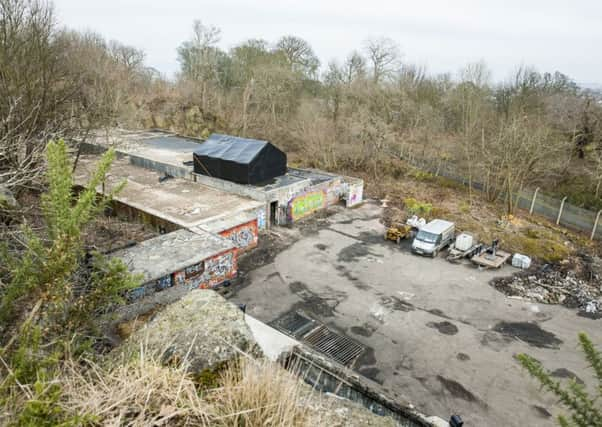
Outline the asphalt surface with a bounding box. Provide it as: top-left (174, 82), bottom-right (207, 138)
top-left (228, 201), bottom-right (601, 426)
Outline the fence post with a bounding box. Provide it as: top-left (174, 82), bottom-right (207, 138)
top-left (529, 187), bottom-right (540, 215)
top-left (556, 196), bottom-right (567, 225)
top-left (592, 210), bottom-right (602, 240)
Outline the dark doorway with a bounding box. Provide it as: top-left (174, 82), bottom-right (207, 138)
top-left (270, 201), bottom-right (278, 225)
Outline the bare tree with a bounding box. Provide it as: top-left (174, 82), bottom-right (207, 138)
top-left (0, 0), bottom-right (150, 198)
top-left (343, 51), bottom-right (366, 84)
top-left (364, 37), bottom-right (401, 84)
top-left (482, 115), bottom-right (555, 213)
top-left (109, 40), bottom-right (145, 71)
top-left (177, 20), bottom-right (222, 110)
top-left (274, 35), bottom-right (320, 78)
top-left (455, 61), bottom-right (492, 205)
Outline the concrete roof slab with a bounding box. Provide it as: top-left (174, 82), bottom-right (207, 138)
top-left (111, 229), bottom-right (234, 283)
top-left (74, 155), bottom-right (263, 228)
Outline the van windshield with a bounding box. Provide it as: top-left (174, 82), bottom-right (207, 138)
top-left (416, 230), bottom-right (438, 244)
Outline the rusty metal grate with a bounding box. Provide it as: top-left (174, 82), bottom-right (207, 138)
top-left (271, 310), bottom-right (365, 367)
top-left (270, 310), bottom-right (317, 338)
top-left (303, 325), bottom-right (365, 366)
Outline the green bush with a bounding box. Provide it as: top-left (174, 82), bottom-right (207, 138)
top-left (0, 139), bottom-right (140, 424)
top-left (404, 197), bottom-right (433, 217)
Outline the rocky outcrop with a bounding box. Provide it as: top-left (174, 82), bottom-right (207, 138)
top-left (120, 289), bottom-right (262, 373)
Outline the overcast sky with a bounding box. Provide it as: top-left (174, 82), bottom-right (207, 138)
top-left (53, 0), bottom-right (602, 85)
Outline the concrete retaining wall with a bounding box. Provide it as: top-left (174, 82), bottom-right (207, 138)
top-left (109, 199), bottom-right (181, 234)
top-left (283, 346), bottom-right (433, 427)
top-left (193, 172), bottom-right (269, 200)
top-left (128, 154), bottom-right (192, 179)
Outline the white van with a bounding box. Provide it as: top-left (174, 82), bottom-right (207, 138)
top-left (411, 219), bottom-right (455, 257)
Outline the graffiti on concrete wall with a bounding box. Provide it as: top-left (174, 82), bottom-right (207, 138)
top-left (324, 180), bottom-right (344, 206)
top-left (198, 250), bottom-right (236, 289)
top-left (173, 270), bottom-right (186, 286)
top-left (256, 208), bottom-right (266, 229)
top-left (288, 190), bottom-right (325, 221)
top-left (346, 183), bottom-right (363, 207)
top-left (220, 220), bottom-right (258, 251)
top-left (128, 249), bottom-right (237, 299)
top-left (155, 274), bottom-right (173, 291)
top-left (184, 262), bottom-right (204, 278)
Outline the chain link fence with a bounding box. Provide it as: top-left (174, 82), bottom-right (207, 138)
top-left (397, 152), bottom-right (602, 240)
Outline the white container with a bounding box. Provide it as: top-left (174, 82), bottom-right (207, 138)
top-left (512, 253), bottom-right (532, 269)
top-left (455, 233), bottom-right (474, 252)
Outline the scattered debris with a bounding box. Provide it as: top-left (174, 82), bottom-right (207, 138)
top-left (491, 255), bottom-right (602, 315)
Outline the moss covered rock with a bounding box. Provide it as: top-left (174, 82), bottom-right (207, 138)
top-left (119, 290), bottom-right (262, 374)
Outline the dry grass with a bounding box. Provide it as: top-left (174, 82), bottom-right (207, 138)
top-left (57, 348), bottom-right (313, 427)
top-left (206, 358), bottom-right (310, 426)
top-left (60, 353), bottom-right (211, 426)
top-left (361, 161), bottom-right (597, 263)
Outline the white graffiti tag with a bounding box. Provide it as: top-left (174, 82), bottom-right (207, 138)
top-left (230, 228), bottom-right (255, 248)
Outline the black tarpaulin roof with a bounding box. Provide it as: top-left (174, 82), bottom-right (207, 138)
top-left (193, 133), bottom-right (287, 185)
top-left (195, 134), bottom-right (267, 164)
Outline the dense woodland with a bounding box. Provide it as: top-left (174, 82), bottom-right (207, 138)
top-left (2, 1), bottom-right (602, 213)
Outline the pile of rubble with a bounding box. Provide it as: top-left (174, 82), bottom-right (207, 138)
top-left (492, 255), bottom-right (602, 315)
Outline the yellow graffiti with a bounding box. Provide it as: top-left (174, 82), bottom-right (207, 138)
top-left (290, 191), bottom-right (325, 220)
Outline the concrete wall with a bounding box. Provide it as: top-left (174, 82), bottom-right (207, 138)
top-left (128, 247), bottom-right (237, 301)
top-left (284, 177), bottom-right (351, 223)
top-left (287, 190), bottom-right (327, 221)
top-left (109, 199), bottom-right (181, 234)
top-left (193, 172), bottom-right (269, 201)
top-left (346, 180), bottom-right (364, 207)
top-left (128, 154), bottom-right (192, 179)
top-left (219, 219), bottom-right (259, 252)
top-left (197, 249), bottom-right (237, 288)
top-left (284, 347), bottom-right (432, 427)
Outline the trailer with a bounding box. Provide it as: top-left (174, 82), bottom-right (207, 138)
top-left (471, 239), bottom-right (511, 269)
top-left (447, 242), bottom-right (483, 262)
top-left (446, 233), bottom-right (482, 262)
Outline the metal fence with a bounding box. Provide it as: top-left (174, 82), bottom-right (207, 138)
top-left (398, 153), bottom-right (602, 240)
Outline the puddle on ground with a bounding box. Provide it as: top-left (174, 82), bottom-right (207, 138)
top-left (532, 405), bottom-right (552, 418)
top-left (493, 321), bottom-right (563, 349)
top-left (358, 367), bottom-right (383, 384)
top-left (577, 311), bottom-right (602, 320)
top-left (355, 346), bottom-right (376, 366)
top-left (456, 353), bottom-right (470, 361)
top-left (437, 375), bottom-right (486, 408)
top-left (314, 243), bottom-right (328, 251)
top-left (350, 323), bottom-right (378, 337)
top-left (289, 281), bottom-right (346, 317)
top-left (380, 295), bottom-right (415, 312)
top-left (426, 321), bottom-right (459, 335)
top-left (551, 368), bottom-right (584, 385)
top-left (337, 242), bottom-right (381, 262)
top-left (426, 308), bottom-right (451, 319)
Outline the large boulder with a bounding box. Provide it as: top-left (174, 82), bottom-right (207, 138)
top-left (120, 290), bottom-right (262, 374)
